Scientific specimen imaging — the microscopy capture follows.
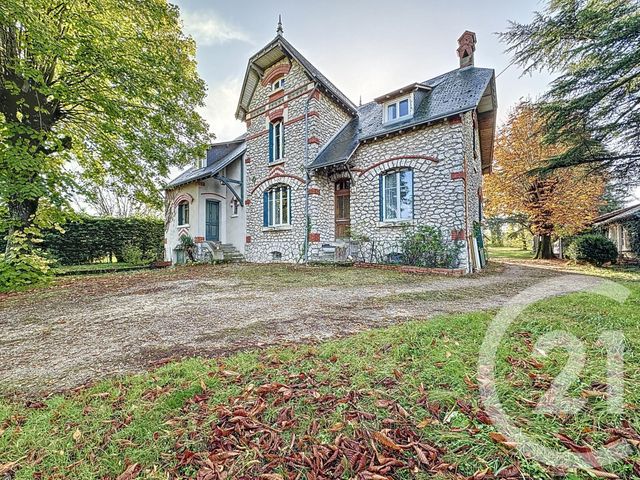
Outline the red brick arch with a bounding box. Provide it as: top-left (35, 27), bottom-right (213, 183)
top-left (357, 155), bottom-right (438, 179)
top-left (172, 193), bottom-right (194, 205)
top-left (261, 63), bottom-right (291, 86)
top-left (250, 174), bottom-right (305, 195)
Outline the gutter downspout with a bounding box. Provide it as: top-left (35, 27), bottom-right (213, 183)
top-left (303, 83), bottom-right (318, 264)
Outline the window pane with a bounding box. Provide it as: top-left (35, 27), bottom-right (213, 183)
top-left (384, 172), bottom-right (398, 220)
top-left (399, 99), bottom-right (409, 117)
top-left (275, 188), bottom-right (282, 224)
top-left (274, 123), bottom-right (282, 160)
top-left (399, 170), bottom-right (413, 219)
top-left (282, 188), bottom-right (289, 224)
top-left (268, 190), bottom-right (274, 226)
top-left (387, 104), bottom-right (397, 121)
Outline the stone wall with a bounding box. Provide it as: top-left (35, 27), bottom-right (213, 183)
top-left (347, 120), bottom-right (470, 270)
top-left (243, 57), bottom-right (353, 262)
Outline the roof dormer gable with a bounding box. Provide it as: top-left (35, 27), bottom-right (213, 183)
top-left (374, 83), bottom-right (431, 125)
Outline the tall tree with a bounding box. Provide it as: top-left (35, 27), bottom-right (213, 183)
top-left (500, 0), bottom-right (640, 182)
top-left (0, 0), bottom-right (211, 254)
top-left (485, 103), bottom-right (605, 259)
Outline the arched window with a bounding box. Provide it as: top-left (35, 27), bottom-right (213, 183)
top-left (380, 168), bottom-right (413, 221)
top-left (263, 185), bottom-right (291, 227)
top-left (177, 200), bottom-right (189, 226)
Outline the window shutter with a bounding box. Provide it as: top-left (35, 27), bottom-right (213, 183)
top-left (281, 123), bottom-right (285, 159)
top-left (263, 191), bottom-right (269, 226)
top-left (378, 175), bottom-right (383, 221)
top-left (268, 123), bottom-right (274, 163)
top-left (288, 187), bottom-right (292, 224)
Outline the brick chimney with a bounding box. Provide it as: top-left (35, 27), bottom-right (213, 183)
top-left (457, 31), bottom-right (477, 68)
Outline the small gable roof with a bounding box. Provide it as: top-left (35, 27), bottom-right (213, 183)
top-left (236, 34), bottom-right (357, 121)
top-left (165, 139), bottom-right (246, 190)
top-left (310, 66), bottom-right (497, 172)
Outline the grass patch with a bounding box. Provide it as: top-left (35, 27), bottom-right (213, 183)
top-left (1, 268), bottom-right (639, 478)
top-left (488, 246), bottom-right (640, 282)
top-left (488, 246), bottom-right (534, 260)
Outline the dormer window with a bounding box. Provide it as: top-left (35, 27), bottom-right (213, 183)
top-left (271, 77), bottom-right (285, 91)
top-left (384, 96), bottom-right (412, 123)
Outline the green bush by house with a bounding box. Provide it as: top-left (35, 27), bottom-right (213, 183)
top-left (566, 234), bottom-right (618, 266)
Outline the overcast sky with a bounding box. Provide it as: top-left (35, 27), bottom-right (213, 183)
top-left (172, 0), bottom-right (555, 140)
top-left (169, 0), bottom-right (639, 203)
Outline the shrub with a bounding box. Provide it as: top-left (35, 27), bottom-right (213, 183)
top-left (566, 234), bottom-right (618, 266)
top-left (0, 235), bottom-right (52, 292)
top-left (399, 226), bottom-right (462, 269)
top-left (120, 243), bottom-right (155, 265)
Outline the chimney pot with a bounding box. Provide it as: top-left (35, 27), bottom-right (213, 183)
top-left (457, 30), bottom-right (477, 68)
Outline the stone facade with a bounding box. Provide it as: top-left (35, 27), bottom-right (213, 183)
top-left (165, 33), bottom-right (494, 273)
top-left (346, 120), bottom-right (470, 269)
top-left (243, 58), bottom-right (353, 262)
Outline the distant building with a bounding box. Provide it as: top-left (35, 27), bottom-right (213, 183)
top-left (592, 203), bottom-right (640, 260)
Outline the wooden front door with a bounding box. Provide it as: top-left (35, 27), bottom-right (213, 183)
top-left (205, 200), bottom-right (220, 241)
top-left (335, 179), bottom-right (351, 239)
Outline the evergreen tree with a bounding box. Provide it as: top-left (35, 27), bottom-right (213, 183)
top-left (501, 0), bottom-right (640, 182)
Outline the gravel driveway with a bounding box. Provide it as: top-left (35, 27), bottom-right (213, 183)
top-left (0, 262), bottom-right (574, 394)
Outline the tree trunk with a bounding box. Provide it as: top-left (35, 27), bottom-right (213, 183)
top-left (534, 234), bottom-right (555, 259)
top-left (5, 198), bottom-right (39, 256)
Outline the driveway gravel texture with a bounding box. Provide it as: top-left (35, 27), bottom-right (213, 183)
top-left (0, 262), bottom-right (586, 394)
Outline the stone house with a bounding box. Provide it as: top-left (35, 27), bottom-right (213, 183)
top-left (165, 27), bottom-right (497, 273)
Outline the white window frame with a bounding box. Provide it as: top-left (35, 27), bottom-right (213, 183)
top-left (381, 169), bottom-right (413, 222)
top-left (271, 77), bottom-right (285, 91)
top-left (177, 201), bottom-right (189, 227)
top-left (384, 95), bottom-right (413, 124)
top-left (272, 120), bottom-right (284, 161)
top-left (267, 185), bottom-right (290, 227)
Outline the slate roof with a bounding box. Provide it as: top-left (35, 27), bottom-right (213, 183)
top-left (312, 117), bottom-right (360, 169)
top-left (165, 141), bottom-right (246, 190)
top-left (310, 66), bottom-right (495, 170)
top-left (593, 203), bottom-right (640, 226)
top-left (279, 36), bottom-right (358, 115)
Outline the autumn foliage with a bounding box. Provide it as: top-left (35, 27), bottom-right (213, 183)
top-left (484, 103), bottom-right (605, 258)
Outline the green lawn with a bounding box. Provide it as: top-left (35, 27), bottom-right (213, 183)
top-left (488, 246), bottom-right (535, 260)
top-left (1, 271), bottom-right (639, 478)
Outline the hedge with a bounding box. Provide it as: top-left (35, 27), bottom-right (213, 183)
top-left (1, 216), bottom-right (164, 265)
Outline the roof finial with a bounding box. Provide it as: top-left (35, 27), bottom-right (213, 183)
top-left (276, 14), bottom-right (283, 35)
